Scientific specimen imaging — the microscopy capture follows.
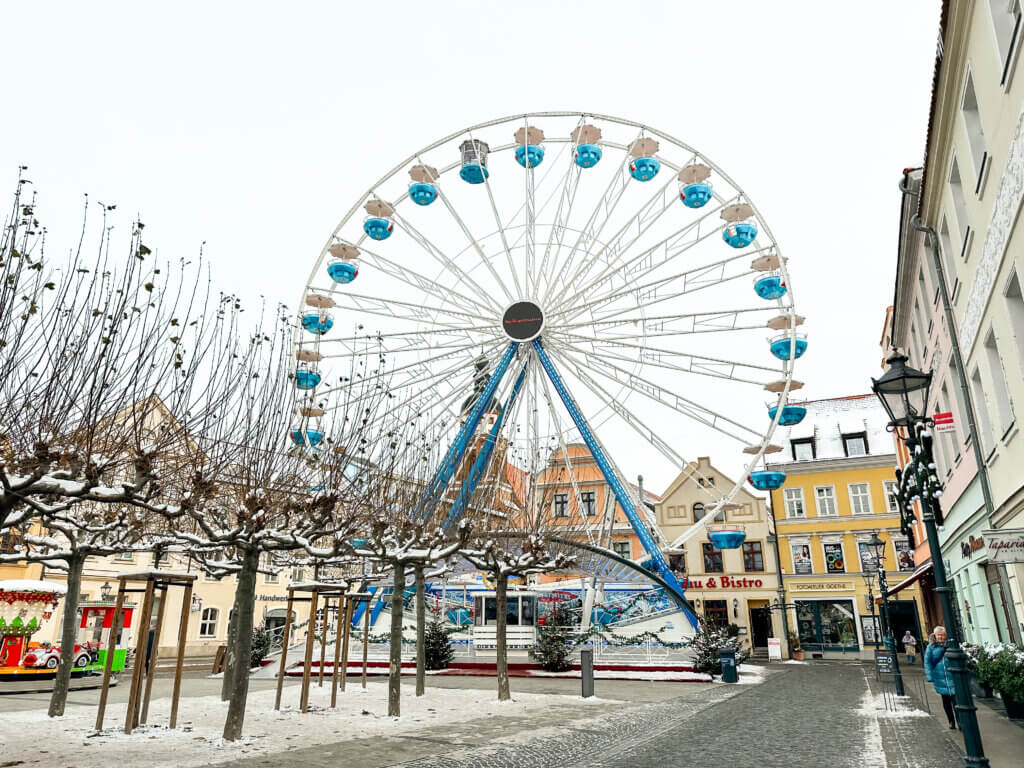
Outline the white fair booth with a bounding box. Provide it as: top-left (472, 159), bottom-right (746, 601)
top-left (471, 591), bottom-right (538, 652)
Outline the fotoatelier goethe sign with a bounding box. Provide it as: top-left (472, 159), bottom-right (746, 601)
top-left (982, 529), bottom-right (1024, 564)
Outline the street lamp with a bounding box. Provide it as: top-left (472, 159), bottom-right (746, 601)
top-left (867, 532), bottom-right (904, 696)
top-left (871, 351), bottom-right (988, 767)
top-left (100, 581), bottom-right (113, 602)
top-left (861, 566), bottom-right (879, 650)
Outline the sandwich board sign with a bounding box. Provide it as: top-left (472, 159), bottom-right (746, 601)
top-left (767, 637), bottom-right (782, 661)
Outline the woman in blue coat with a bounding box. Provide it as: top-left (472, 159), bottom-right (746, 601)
top-left (924, 626), bottom-right (957, 729)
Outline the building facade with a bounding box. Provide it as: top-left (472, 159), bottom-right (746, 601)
top-left (768, 395), bottom-right (925, 660)
top-left (889, 0), bottom-right (1024, 644)
top-left (656, 457), bottom-right (783, 653)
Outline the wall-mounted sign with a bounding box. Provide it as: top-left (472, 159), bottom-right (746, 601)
top-left (790, 581), bottom-right (854, 592)
top-left (681, 576), bottom-right (767, 590)
top-left (933, 412), bottom-right (955, 433)
top-left (982, 529), bottom-right (1024, 564)
top-left (960, 535), bottom-right (985, 559)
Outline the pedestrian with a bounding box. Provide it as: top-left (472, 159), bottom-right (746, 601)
top-left (924, 626), bottom-right (957, 729)
top-left (902, 630), bottom-right (917, 665)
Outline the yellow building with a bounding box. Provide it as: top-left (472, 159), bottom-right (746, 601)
top-left (768, 395), bottom-right (925, 660)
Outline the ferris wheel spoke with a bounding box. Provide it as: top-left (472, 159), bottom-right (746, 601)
top-left (534, 156), bottom-right (582, 301)
top-left (357, 238), bottom-right (496, 316)
top-left (547, 174), bottom-right (678, 310)
top-left (553, 343), bottom-right (763, 444)
top-left (558, 306), bottom-right (775, 335)
top-left (541, 130), bottom-right (643, 307)
top-left (549, 196), bottom-right (741, 315)
top-left (436, 191), bottom-right (516, 305)
top-left (330, 290), bottom-right (493, 326)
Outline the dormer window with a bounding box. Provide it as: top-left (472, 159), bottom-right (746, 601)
top-left (842, 432), bottom-right (868, 457)
top-left (791, 438), bottom-right (815, 461)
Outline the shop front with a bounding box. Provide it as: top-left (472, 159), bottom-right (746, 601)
top-left (683, 573), bottom-right (780, 653)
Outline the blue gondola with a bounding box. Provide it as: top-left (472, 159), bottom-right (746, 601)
top-left (768, 404), bottom-right (807, 426)
top-left (708, 529), bottom-right (747, 549)
top-left (770, 334), bottom-right (808, 360)
top-left (630, 156), bottom-right (660, 182)
top-left (459, 139), bottom-right (490, 184)
top-left (515, 144), bottom-right (545, 168)
top-left (754, 273), bottom-right (787, 300)
top-left (301, 312), bottom-right (333, 335)
top-left (749, 470), bottom-right (786, 491)
top-left (574, 144), bottom-right (602, 168)
top-left (295, 369), bottom-right (321, 390)
top-left (680, 183), bottom-right (713, 208)
top-left (306, 430), bottom-right (323, 447)
top-left (723, 221), bottom-right (758, 248)
top-left (408, 181), bottom-right (438, 206)
top-left (327, 260), bottom-right (358, 284)
top-left (363, 216), bottom-right (393, 241)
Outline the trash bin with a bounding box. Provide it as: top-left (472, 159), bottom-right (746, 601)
top-left (719, 649), bottom-right (738, 683)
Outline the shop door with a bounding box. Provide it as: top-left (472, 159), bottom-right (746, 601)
top-left (886, 600), bottom-right (922, 649)
top-left (749, 606), bottom-right (771, 648)
top-left (986, 563), bottom-right (1018, 643)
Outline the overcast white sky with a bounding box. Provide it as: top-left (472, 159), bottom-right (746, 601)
top-left (2, 1), bottom-right (941, 490)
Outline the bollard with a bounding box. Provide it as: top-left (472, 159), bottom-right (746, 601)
top-left (719, 649), bottom-right (738, 683)
top-left (580, 648), bottom-right (595, 698)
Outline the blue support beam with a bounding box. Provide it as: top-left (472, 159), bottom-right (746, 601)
top-left (444, 359), bottom-right (530, 531)
top-left (532, 339), bottom-right (697, 628)
top-left (417, 343), bottom-right (519, 520)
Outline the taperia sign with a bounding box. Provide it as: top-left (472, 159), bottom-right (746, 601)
top-left (982, 529), bottom-right (1024, 564)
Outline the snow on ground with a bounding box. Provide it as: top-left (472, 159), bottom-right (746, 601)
top-left (529, 669), bottom-right (714, 682)
top-left (856, 688), bottom-right (930, 719)
top-left (0, 682), bottom-right (612, 768)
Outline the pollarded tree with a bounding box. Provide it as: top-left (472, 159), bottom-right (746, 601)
top-left (0, 176), bottom-right (244, 717)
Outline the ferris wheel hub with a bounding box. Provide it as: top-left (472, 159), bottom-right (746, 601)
top-left (501, 300), bottom-right (544, 342)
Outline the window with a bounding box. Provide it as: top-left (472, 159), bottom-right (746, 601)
top-left (842, 433), bottom-right (868, 457)
top-left (668, 505), bottom-right (684, 518)
top-left (698, 476), bottom-right (715, 487)
top-left (581, 491), bottom-right (597, 517)
top-left (703, 599), bottom-right (728, 627)
top-left (796, 600), bottom-right (858, 650)
top-left (823, 542), bottom-right (846, 574)
top-left (0, 530), bottom-right (21, 554)
top-left (848, 483), bottom-right (872, 515)
top-left (265, 569), bottom-right (279, 584)
top-left (970, 366), bottom-right (996, 452)
top-left (612, 541), bottom-right (631, 559)
top-left (553, 493), bottom-right (568, 518)
top-left (814, 486), bottom-right (837, 517)
top-left (791, 543), bottom-right (813, 574)
top-left (949, 156), bottom-right (971, 249)
top-left (742, 542), bottom-right (764, 572)
top-left (938, 216), bottom-right (959, 291)
top-left (153, 549), bottom-right (170, 567)
top-left (1003, 270), bottom-right (1024, 378)
top-left (883, 481), bottom-right (900, 513)
top-left (291, 565), bottom-right (305, 582)
top-left (199, 607), bottom-right (219, 638)
top-left (783, 488), bottom-right (805, 518)
top-left (983, 330), bottom-right (1015, 432)
top-left (858, 541), bottom-right (882, 572)
top-left (792, 438), bottom-right (814, 461)
top-left (990, 0), bottom-right (1022, 85)
top-left (668, 552), bottom-right (686, 572)
top-left (702, 543), bottom-right (723, 573)
top-left (693, 502), bottom-right (706, 522)
top-left (961, 70), bottom-right (988, 188)
top-left (114, 550), bottom-right (135, 562)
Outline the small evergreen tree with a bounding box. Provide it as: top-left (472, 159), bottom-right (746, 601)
top-left (250, 625), bottom-right (272, 669)
top-left (424, 609), bottom-right (455, 670)
top-left (531, 601), bottom-right (574, 672)
top-left (689, 620), bottom-right (747, 676)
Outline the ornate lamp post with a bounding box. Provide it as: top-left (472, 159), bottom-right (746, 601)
top-left (861, 566), bottom-right (879, 651)
top-left (867, 532), bottom-right (905, 696)
top-left (871, 350), bottom-right (988, 767)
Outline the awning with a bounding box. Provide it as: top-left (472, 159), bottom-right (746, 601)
top-left (877, 562), bottom-right (932, 602)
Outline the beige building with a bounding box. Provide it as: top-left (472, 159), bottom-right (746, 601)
top-left (890, 0), bottom-right (1024, 644)
top-left (656, 457), bottom-right (783, 655)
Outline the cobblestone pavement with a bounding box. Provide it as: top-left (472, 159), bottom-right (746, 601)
top-left (218, 664), bottom-right (965, 768)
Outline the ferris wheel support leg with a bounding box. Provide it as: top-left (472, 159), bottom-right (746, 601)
top-left (417, 342), bottom-right (519, 519)
top-left (443, 360), bottom-right (530, 532)
top-left (531, 339), bottom-right (698, 629)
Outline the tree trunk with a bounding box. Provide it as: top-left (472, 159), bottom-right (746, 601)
top-left (222, 549), bottom-right (259, 741)
top-left (388, 561), bottom-right (405, 717)
top-left (48, 553), bottom-right (85, 717)
top-left (495, 574), bottom-right (510, 701)
top-left (415, 565), bottom-right (425, 697)
top-left (220, 590), bottom-right (240, 701)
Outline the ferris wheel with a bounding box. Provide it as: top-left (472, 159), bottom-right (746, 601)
top-left (294, 112), bottom-right (806, 620)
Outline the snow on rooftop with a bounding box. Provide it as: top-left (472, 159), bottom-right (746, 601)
top-left (771, 394), bottom-right (895, 463)
top-left (0, 580), bottom-right (68, 594)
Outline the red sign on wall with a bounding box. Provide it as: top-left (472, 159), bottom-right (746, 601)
top-left (933, 412), bottom-right (955, 433)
